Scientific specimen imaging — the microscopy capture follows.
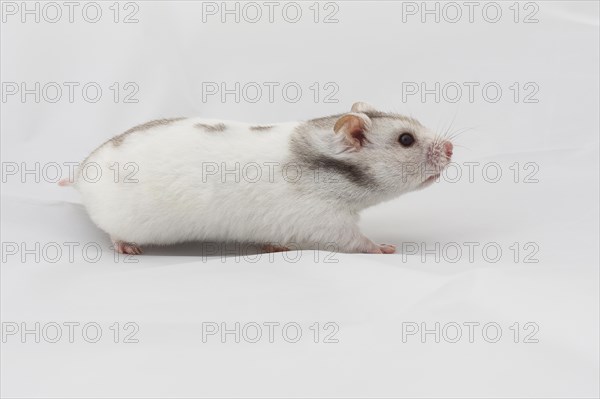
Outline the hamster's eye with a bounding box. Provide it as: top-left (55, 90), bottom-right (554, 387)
top-left (398, 133), bottom-right (415, 147)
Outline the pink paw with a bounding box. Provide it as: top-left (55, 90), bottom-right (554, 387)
top-left (113, 241), bottom-right (143, 255)
top-left (365, 244), bottom-right (396, 254)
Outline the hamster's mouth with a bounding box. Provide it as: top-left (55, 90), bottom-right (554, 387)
top-left (420, 174), bottom-right (440, 188)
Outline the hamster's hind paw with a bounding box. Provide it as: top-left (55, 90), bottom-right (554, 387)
top-left (112, 240), bottom-right (143, 255)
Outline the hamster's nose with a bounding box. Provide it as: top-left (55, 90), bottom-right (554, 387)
top-left (443, 141), bottom-right (453, 158)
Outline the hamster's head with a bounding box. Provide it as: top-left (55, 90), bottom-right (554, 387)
top-left (331, 102), bottom-right (453, 198)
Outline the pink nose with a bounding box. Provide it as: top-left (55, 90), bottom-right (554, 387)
top-left (443, 141), bottom-right (453, 158)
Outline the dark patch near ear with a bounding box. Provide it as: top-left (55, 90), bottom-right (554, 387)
top-left (310, 155), bottom-right (372, 187)
top-left (290, 133), bottom-right (375, 188)
top-left (195, 123), bottom-right (226, 132)
top-left (250, 125), bottom-right (273, 131)
top-left (111, 117), bottom-right (186, 146)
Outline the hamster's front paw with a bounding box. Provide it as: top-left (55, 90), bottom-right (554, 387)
top-left (365, 243), bottom-right (396, 254)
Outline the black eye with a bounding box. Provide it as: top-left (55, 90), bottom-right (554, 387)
top-left (398, 133), bottom-right (415, 147)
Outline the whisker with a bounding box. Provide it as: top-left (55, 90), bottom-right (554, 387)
top-left (445, 126), bottom-right (475, 142)
top-left (441, 109), bottom-right (459, 141)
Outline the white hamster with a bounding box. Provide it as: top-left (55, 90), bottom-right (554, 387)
top-left (61, 102), bottom-right (453, 255)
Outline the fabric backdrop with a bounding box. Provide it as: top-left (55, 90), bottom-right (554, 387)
top-left (1, 1), bottom-right (599, 397)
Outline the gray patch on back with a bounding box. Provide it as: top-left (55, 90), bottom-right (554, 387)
top-left (250, 125), bottom-right (273, 131)
top-left (81, 117), bottom-right (186, 167)
top-left (111, 117), bottom-right (186, 146)
top-left (195, 123), bottom-right (226, 132)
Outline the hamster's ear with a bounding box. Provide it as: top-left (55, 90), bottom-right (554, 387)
top-left (333, 113), bottom-right (372, 150)
top-left (351, 102), bottom-right (377, 113)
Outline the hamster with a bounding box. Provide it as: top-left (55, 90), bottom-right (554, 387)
top-left (61, 102), bottom-right (453, 255)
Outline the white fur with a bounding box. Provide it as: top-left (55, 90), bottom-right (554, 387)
top-left (73, 104), bottom-right (451, 253)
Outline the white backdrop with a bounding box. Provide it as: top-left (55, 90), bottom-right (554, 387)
top-left (1, 1), bottom-right (599, 397)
